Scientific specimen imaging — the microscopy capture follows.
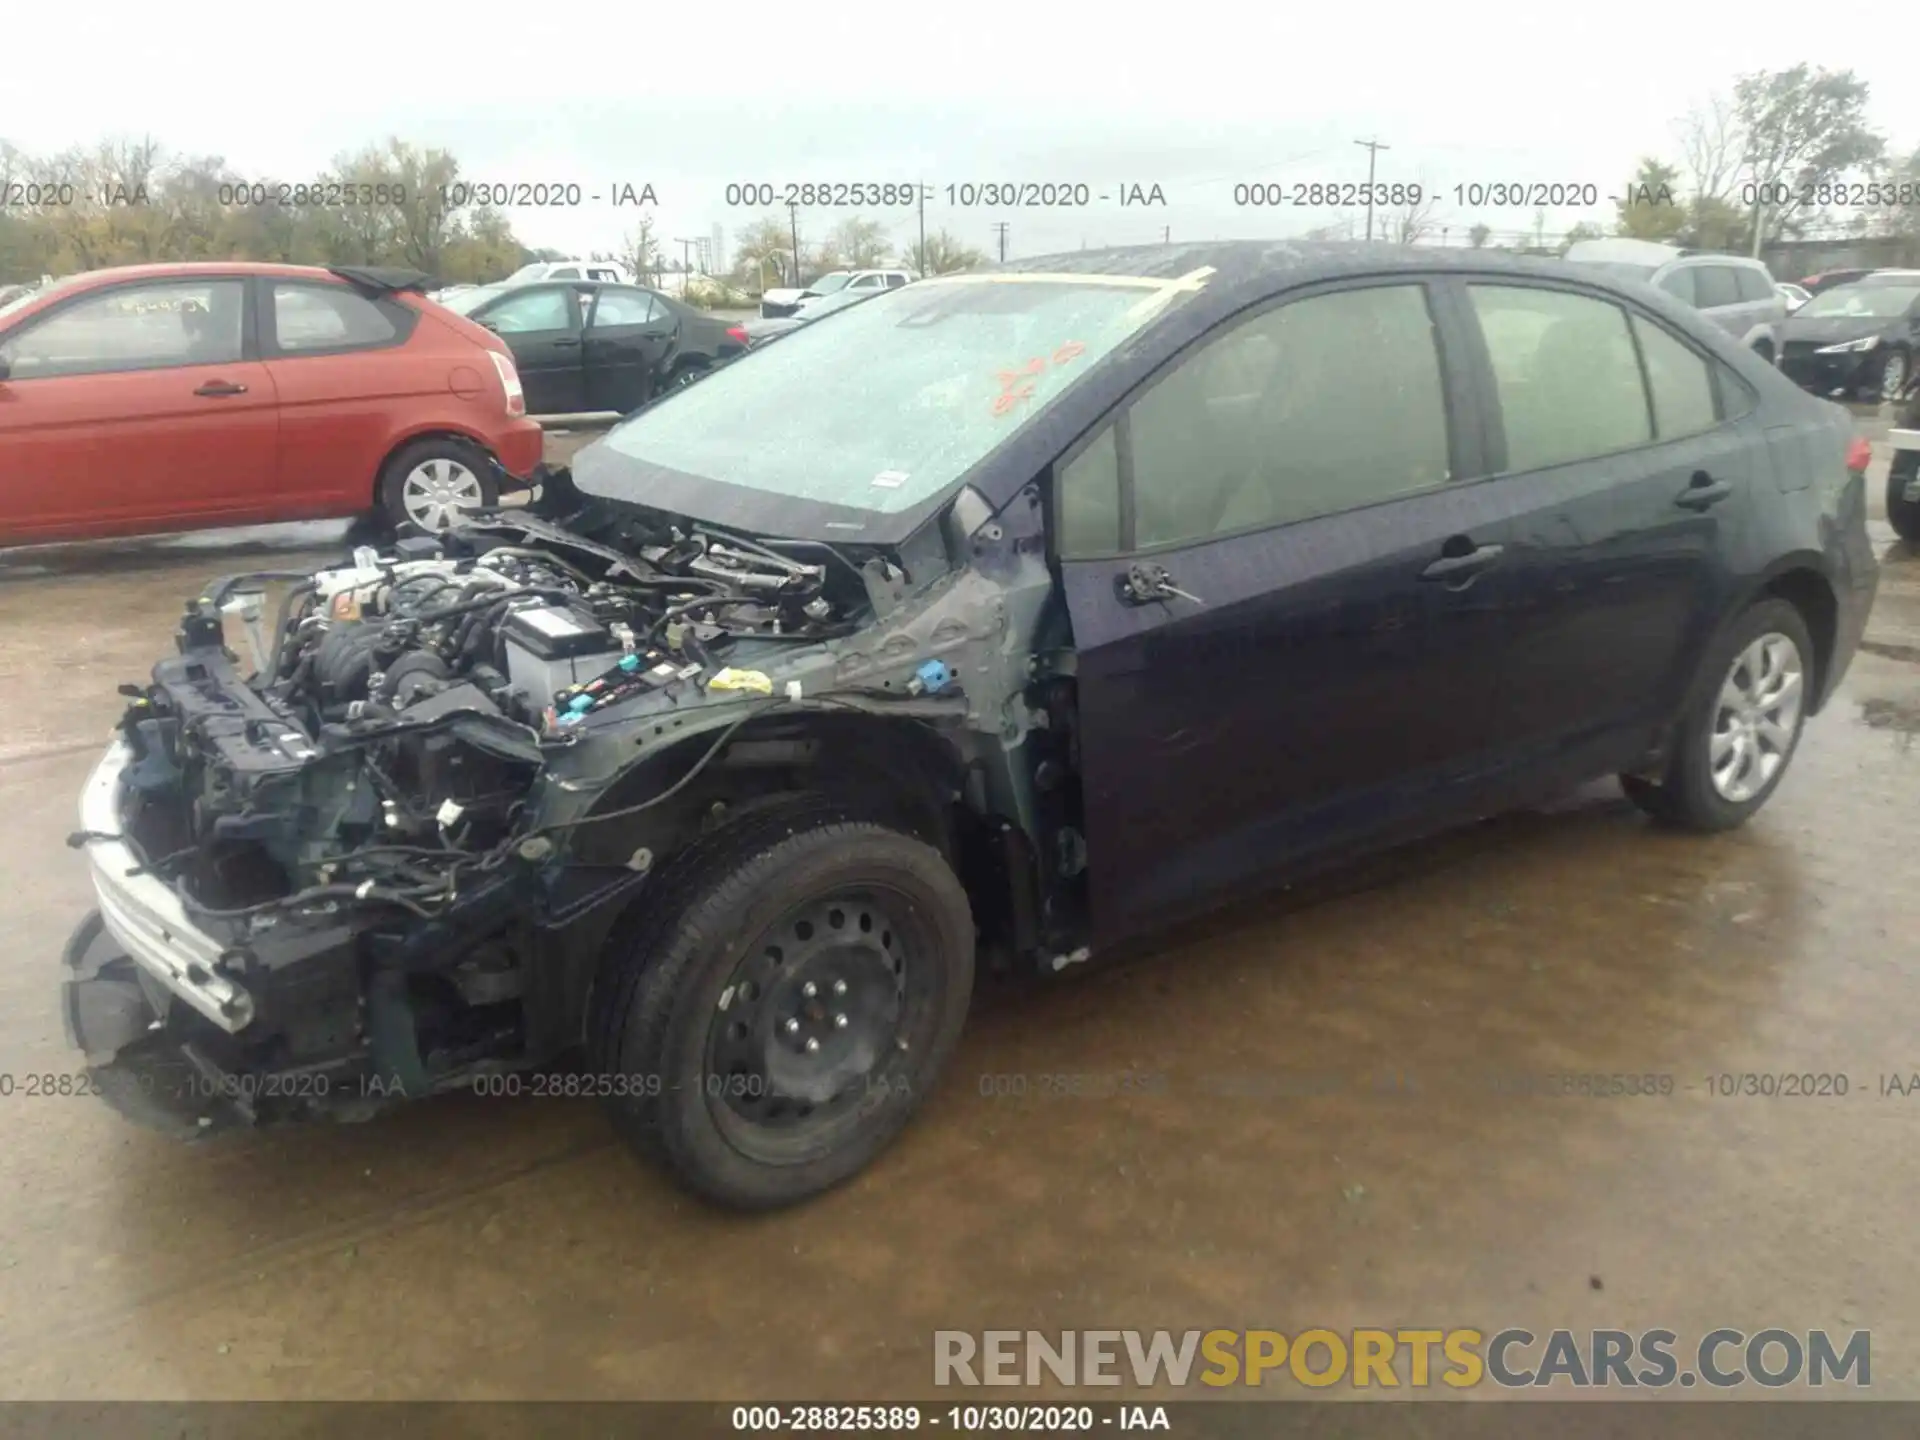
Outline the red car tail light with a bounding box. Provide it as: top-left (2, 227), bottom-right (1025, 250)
top-left (1845, 437), bottom-right (1872, 473)
top-left (727, 325), bottom-right (749, 347)
top-left (488, 350), bottom-right (525, 417)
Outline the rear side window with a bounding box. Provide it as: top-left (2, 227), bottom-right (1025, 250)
top-left (1630, 315), bottom-right (1718, 439)
top-left (1127, 283), bottom-right (1451, 548)
top-left (1733, 267), bottom-right (1774, 303)
top-left (0, 279), bottom-right (245, 378)
top-left (1469, 284), bottom-right (1650, 470)
top-left (1693, 266), bottom-right (1742, 308)
top-left (271, 284), bottom-right (401, 353)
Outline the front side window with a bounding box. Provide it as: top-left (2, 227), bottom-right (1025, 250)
top-left (598, 275), bottom-right (1195, 515)
top-left (1470, 284), bottom-right (1650, 470)
top-left (271, 283), bottom-right (399, 353)
top-left (0, 279), bottom-right (245, 378)
top-left (1657, 268), bottom-right (1698, 306)
top-left (482, 287), bottom-right (575, 334)
top-left (550, 266), bottom-right (581, 280)
top-left (1127, 284), bottom-right (1451, 549)
top-left (1056, 425), bottom-right (1121, 556)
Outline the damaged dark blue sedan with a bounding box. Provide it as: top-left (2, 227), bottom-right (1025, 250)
top-left (63, 242), bottom-right (1877, 1209)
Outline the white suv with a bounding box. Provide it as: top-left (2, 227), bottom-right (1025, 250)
top-left (504, 259), bottom-right (633, 285)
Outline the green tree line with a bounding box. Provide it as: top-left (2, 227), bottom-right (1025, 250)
top-left (0, 137), bottom-right (547, 285)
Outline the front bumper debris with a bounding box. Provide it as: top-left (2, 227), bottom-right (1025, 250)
top-left (79, 738), bottom-right (255, 1032)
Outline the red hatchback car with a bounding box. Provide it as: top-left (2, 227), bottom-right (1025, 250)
top-left (0, 262), bottom-right (545, 544)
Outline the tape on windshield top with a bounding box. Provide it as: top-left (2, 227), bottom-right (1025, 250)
top-left (919, 266), bottom-right (1216, 294)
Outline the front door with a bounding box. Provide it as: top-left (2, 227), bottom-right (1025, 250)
top-left (1057, 279), bottom-right (1528, 945)
top-left (0, 276), bottom-right (276, 543)
top-left (583, 287), bottom-right (675, 412)
top-left (478, 285), bottom-right (584, 416)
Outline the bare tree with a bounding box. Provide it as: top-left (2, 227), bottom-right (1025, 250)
top-left (1394, 191), bottom-right (1440, 244)
top-left (1675, 94), bottom-right (1744, 205)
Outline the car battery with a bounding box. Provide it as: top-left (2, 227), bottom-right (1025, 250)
top-left (499, 605), bottom-right (625, 716)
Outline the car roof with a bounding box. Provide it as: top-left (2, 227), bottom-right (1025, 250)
top-left (45, 261), bottom-right (389, 288)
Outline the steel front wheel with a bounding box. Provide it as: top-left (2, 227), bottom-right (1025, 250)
top-left (590, 806), bottom-right (975, 1209)
top-left (1880, 348), bottom-right (1910, 401)
top-left (377, 438), bottom-right (499, 532)
top-left (1621, 598), bottom-right (1814, 832)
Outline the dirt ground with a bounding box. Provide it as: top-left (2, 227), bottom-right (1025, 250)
top-left (0, 419), bottom-right (1917, 1401)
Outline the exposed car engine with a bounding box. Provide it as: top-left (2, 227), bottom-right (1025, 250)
top-left (110, 512), bottom-right (853, 931)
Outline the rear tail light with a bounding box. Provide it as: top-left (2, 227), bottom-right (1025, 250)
top-left (727, 324), bottom-right (750, 347)
top-left (1845, 437), bottom-right (1872, 473)
top-left (487, 350), bottom-right (525, 418)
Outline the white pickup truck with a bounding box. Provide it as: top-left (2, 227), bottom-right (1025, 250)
top-left (759, 267), bottom-right (913, 318)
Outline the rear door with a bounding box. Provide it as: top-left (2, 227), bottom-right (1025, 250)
top-left (0, 275), bottom-right (275, 541)
top-left (259, 278), bottom-right (428, 518)
top-left (1058, 278), bottom-right (1534, 943)
top-left (582, 286), bottom-right (674, 412)
top-left (473, 285), bottom-right (584, 415)
top-left (1451, 277), bottom-right (1757, 787)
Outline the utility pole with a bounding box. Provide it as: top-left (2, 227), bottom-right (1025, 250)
top-left (1162, 225), bottom-right (1170, 243)
top-left (917, 184), bottom-right (928, 275)
top-left (991, 221), bottom-right (1009, 263)
top-left (1354, 137), bottom-right (1390, 241)
top-left (674, 237), bottom-right (696, 274)
top-left (787, 201), bottom-right (802, 285)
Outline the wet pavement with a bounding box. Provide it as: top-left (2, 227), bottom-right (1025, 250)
top-left (1, 420), bottom-right (1918, 1400)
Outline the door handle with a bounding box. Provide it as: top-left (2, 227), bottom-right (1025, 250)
top-left (193, 380), bottom-right (247, 397)
top-left (551, 338), bottom-right (581, 348)
top-left (1675, 471), bottom-right (1734, 510)
top-left (1116, 562), bottom-right (1202, 606)
top-left (1419, 543), bottom-right (1504, 582)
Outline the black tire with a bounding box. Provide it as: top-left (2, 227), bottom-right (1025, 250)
top-left (1889, 452), bottom-right (1920, 545)
top-left (1877, 347), bottom-right (1910, 402)
top-left (667, 360), bottom-right (707, 391)
top-left (376, 437), bottom-right (499, 532)
top-left (1620, 598), bottom-right (1814, 833)
top-left (589, 802), bottom-right (975, 1210)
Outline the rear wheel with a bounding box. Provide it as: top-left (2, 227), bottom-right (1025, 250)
top-left (1621, 599), bottom-right (1813, 832)
top-left (377, 437), bottom-right (499, 531)
top-left (1890, 452), bottom-right (1920, 544)
top-left (589, 804), bottom-right (975, 1210)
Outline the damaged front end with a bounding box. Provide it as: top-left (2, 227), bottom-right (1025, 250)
top-left (62, 480), bottom-right (1068, 1139)
top-left (60, 499), bottom-right (903, 1134)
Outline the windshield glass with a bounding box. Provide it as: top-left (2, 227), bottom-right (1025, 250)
top-left (598, 275), bottom-right (1196, 514)
top-left (1567, 260), bottom-right (1660, 284)
top-left (794, 289), bottom-right (872, 319)
top-left (1798, 282), bottom-right (1920, 320)
top-left (438, 286), bottom-right (505, 316)
top-left (804, 271), bottom-right (852, 296)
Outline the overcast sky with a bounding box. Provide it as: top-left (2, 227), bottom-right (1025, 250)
top-left (6, 3), bottom-right (1910, 266)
